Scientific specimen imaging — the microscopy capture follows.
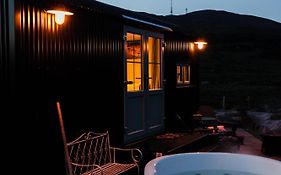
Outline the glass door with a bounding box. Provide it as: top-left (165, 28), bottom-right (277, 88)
top-left (124, 27), bottom-right (165, 144)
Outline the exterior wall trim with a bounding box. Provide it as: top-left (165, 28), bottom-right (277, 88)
top-left (122, 15), bottom-right (173, 32)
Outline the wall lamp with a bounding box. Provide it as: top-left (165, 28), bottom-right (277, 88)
top-left (47, 4), bottom-right (73, 25)
top-left (194, 41), bottom-right (207, 50)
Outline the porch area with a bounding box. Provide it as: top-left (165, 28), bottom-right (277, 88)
top-left (126, 126), bottom-right (281, 175)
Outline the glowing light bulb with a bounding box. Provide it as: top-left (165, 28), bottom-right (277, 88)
top-left (197, 43), bottom-right (204, 50)
top-left (55, 12), bottom-right (65, 25)
top-left (194, 41), bottom-right (207, 50)
top-left (47, 10), bottom-right (73, 25)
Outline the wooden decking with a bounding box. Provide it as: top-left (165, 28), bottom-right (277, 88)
top-left (126, 127), bottom-right (281, 175)
top-left (125, 131), bottom-right (218, 175)
top-left (234, 128), bottom-right (281, 161)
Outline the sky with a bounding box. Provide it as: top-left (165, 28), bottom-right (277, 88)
top-left (97, 0), bottom-right (281, 23)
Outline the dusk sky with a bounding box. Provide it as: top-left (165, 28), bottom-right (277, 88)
top-left (97, 0), bottom-right (281, 23)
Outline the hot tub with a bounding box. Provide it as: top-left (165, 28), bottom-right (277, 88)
top-left (144, 152), bottom-right (281, 175)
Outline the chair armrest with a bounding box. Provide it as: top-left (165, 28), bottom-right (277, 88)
top-left (110, 147), bottom-right (143, 163)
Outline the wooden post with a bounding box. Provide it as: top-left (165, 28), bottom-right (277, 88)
top-left (56, 102), bottom-right (73, 175)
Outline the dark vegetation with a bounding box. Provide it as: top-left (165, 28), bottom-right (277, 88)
top-left (157, 10), bottom-right (281, 111)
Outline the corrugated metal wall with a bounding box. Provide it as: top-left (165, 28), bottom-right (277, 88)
top-left (164, 32), bottom-right (199, 130)
top-left (15, 0), bottom-right (125, 127)
top-left (15, 0), bottom-right (125, 143)
top-left (165, 38), bottom-right (189, 58)
top-left (14, 1), bottom-right (125, 174)
top-left (0, 0), bottom-right (10, 96)
top-left (1, 0), bottom-right (16, 121)
top-left (16, 1), bottom-right (123, 95)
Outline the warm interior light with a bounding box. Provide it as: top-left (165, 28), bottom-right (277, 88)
top-left (194, 41), bottom-right (207, 50)
top-left (47, 10), bottom-right (73, 25)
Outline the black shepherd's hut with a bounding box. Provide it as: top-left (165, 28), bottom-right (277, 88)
top-left (1, 0), bottom-right (203, 173)
top-left (164, 31), bottom-right (201, 131)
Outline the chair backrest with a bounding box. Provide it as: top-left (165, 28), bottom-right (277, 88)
top-left (67, 131), bottom-right (112, 175)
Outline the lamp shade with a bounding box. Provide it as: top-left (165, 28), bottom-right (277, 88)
top-left (194, 41), bottom-right (207, 50)
top-left (47, 4), bottom-right (73, 25)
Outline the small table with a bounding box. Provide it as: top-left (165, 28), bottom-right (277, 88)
top-left (217, 120), bottom-right (240, 136)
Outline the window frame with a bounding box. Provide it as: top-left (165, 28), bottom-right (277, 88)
top-left (124, 26), bottom-right (164, 93)
top-left (176, 63), bottom-right (191, 87)
top-left (125, 32), bottom-right (143, 92)
top-left (147, 36), bottom-right (162, 91)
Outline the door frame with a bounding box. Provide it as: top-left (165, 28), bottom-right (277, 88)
top-left (123, 26), bottom-right (165, 144)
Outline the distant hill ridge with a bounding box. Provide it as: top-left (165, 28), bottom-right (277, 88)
top-left (138, 10), bottom-right (281, 42)
top-left (165, 10), bottom-right (281, 28)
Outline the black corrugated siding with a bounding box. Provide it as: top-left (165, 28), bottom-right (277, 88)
top-left (0, 0), bottom-right (9, 95)
top-left (1, 0), bottom-right (16, 121)
top-left (15, 0), bottom-right (125, 133)
top-left (164, 32), bottom-right (199, 131)
top-left (14, 2), bottom-right (124, 173)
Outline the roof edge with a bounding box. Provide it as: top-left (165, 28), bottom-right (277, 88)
top-left (122, 15), bottom-right (173, 32)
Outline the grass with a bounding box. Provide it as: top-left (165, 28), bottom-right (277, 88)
top-left (199, 44), bottom-right (281, 111)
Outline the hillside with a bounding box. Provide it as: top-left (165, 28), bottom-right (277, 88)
top-left (156, 10), bottom-right (281, 110)
top-left (163, 10), bottom-right (281, 40)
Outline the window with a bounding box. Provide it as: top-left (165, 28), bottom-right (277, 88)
top-left (126, 33), bottom-right (142, 92)
top-left (177, 64), bottom-right (191, 85)
top-left (148, 37), bottom-right (161, 90)
top-left (125, 31), bottom-right (163, 92)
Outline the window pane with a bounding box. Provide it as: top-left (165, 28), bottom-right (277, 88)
top-left (148, 37), bottom-right (161, 90)
top-left (177, 65), bottom-right (182, 83)
top-left (127, 62), bottom-right (142, 91)
top-left (183, 65), bottom-right (190, 84)
top-left (177, 64), bottom-right (191, 86)
top-left (148, 37), bottom-right (161, 63)
top-left (149, 64), bottom-right (161, 89)
top-left (126, 33), bottom-right (142, 92)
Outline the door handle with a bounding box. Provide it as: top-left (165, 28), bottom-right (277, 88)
top-left (124, 81), bottom-right (133, 85)
top-left (124, 126), bottom-right (129, 133)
